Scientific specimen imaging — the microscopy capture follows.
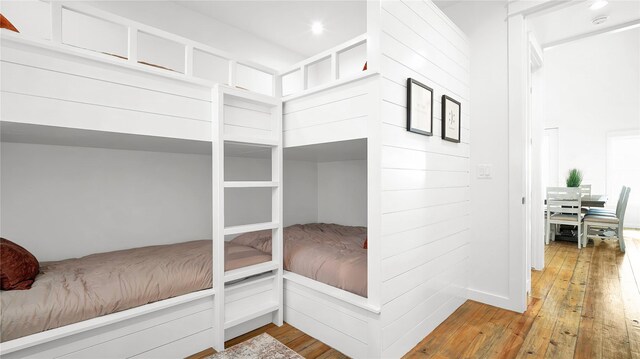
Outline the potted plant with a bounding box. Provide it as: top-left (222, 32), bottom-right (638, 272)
top-left (566, 168), bottom-right (583, 187)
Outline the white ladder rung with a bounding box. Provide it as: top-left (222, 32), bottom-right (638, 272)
top-left (223, 221), bottom-right (279, 235)
top-left (224, 262), bottom-right (278, 284)
top-left (224, 181), bottom-right (279, 188)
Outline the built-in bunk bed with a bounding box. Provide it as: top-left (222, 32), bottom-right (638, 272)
top-left (2, 1), bottom-right (471, 358)
top-left (274, 36), bottom-right (383, 358)
top-left (0, 2), bottom-right (283, 358)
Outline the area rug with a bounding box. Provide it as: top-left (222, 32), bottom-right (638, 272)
top-left (207, 333), bottom-right (303, 359)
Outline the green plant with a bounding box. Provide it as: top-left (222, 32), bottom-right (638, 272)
top-left (566, 168), bottom-right (583, 187)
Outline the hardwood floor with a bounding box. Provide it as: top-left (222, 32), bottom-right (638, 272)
top-left (185, 323), bottom-right (348, 359)
top-left (188, 230), bottom-right (640, 359)
top-left (405, 230), bottom-right (640, 359)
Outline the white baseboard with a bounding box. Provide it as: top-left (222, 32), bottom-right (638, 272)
top-left (467, 288), bottom-right (524, 313)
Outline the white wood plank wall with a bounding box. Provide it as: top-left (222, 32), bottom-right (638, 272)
top-left (0, 41), bottom-right (212, 141)
top-left (378, 1), bottom-right (471, 357)
top-left (282, 77), bottom-right (374, 148)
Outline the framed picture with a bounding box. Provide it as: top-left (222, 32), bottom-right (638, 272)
top-left (441, 95), bottom-right (461, 143)
top-left (406, 78), bottom-right (433, 136)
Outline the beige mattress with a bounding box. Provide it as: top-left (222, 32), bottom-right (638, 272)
top-left (1, 240), bottom-right (270, 342)
top-left (231, 223), bottom-right (368, 297)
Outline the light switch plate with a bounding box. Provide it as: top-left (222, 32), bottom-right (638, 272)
top-left (477, 164), bottom-right (492, 179)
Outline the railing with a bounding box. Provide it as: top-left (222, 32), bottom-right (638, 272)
top-left (279, 34), bottom-right (370, 99)
top-left (3, 1), bottom-right (278, 96)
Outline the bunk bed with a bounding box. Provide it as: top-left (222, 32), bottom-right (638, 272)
top-left (0, 2), bottom-right (282, 358)
top-left (231, 223), bottom-right (368, 297)
top-left (277, 37), bottom-right (383, 358)
top-left (2, 1), bottom-right (466, 358)
top-left (0, 240), bottom-right (275, 343)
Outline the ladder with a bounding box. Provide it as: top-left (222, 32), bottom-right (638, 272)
top-left (211, 85), bottom-right (283, 351)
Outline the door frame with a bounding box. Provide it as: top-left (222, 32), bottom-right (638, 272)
top-left (507, 0), bottom-right (560, 312)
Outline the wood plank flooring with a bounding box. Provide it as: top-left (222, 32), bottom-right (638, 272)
top-left (406, 230), bottom-right (640, 359)
top-left (188, 230), bottom-right (640, 359)
top-left (186, 323), bottom-right (347, 359)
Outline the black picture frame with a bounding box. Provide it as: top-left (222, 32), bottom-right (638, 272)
top-left (406, 78), bottom-right (434, 136)
top-left (441, 95), bottom-right (461, 143)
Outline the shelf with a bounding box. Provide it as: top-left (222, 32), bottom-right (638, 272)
top-left (224, 301), bottom-right (279, 329)
top-left (224, 261), bottom-right (279, 283)
top-left (223, 221), bottom-right (279, 236)
top-left (224, 135), bottom-right (279, 147)
top-left (224, 181), bottom-right (279, 188)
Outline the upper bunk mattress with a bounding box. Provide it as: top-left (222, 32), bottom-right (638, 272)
top-left (1, 240), bottom-right (270, 342)
top-left (231, 223), bottom-right (367, 297)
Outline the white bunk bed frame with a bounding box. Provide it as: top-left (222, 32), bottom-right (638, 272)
top-left (0, 2), bottom-right (283, 358)
top-left (1, 1), bottom-right (428, 357)
top-left (278, 35), bottom-right (384, 359)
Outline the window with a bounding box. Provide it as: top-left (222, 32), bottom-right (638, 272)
top-left (607, 131), bottom-right (640, 228)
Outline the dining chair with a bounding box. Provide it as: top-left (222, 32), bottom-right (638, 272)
top-left (580, 184), bottom-right (592, 197)
top-left (583, 187), bottom-right (631, 252)
top-left (546, 187), bottom-right (582, 248)
top-left (587, 186), bottom-right (626, 217)
top-left (579, 184), bottom-right (592, 213)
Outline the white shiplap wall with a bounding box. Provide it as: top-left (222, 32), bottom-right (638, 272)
top-left (378, 1), bottom-right (471, 356)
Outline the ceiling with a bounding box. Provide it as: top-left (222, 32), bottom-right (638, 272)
top-left (173, 1), bottom-right (366, 58)
top-left (433, 0), bottom-right (464, 10)
top-left (529, 0), bottom-right (640, 48)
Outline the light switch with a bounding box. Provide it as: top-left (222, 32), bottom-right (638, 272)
top-left (477, 164), bottom-right (492, 179)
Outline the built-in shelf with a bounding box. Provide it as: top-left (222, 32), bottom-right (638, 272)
top-left (224, 135), bottom-right (278, 147)
top-left (224, 301), bottom-right (279, 329)
top-left (223, 221), bottom-right (279, 236)
top-left (223, 181), bottom-right (279, 188)
top-left (224, 261), bottom-right (279, 283)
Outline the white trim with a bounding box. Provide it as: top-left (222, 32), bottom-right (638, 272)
top-left (0, 289), bottom-right (214, 355)
top-left (507, 13), bottom-right (529, 313)
top-left (542, 19), bottom-right (640, 50)
top-left (282, 71), bottom-right (379, 102)
top-left (223, 135), bottom-right (279, 147)
top-left (224, 262), bottom-right (280, 283)
top-left (466, 288), bottom-right (521, 312)
top-left (507, 0), bottom-right (583, 17)
top-left (1, 0), bottom-right (278, 95)
top-left (223, 221), bottom-right (279, 235)
top-left (224, 303), bottom-right (279, 329)
top-left (280, 34), bottom-right (367, 76)
top-left (223, 181), bottom-right (279, 188)
top-left (283, 271), bottom-right (380, 314)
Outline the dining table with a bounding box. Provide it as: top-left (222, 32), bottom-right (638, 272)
top-left (580, 194), bottom-right (607, 208)
top-left (544, 194), bottom-right (608, 207)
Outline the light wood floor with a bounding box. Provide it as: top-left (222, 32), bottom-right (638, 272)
top-left (189, 230), bottom-right (640, 359)
top-left (186, 322), bottom-right (348, 359)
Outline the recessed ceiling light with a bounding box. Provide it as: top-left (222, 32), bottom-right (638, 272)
top-left (311, 21), bottom-right (324, 35)
top-left (590, 0), bottom-right (608, 10)
top-left (592, 15), bottom-right (609, 25)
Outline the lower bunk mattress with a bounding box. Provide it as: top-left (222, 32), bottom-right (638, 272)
top-left (1, 240), bottom-right (270, 342)
top-left (231, 223), bottom-right (368, 297)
